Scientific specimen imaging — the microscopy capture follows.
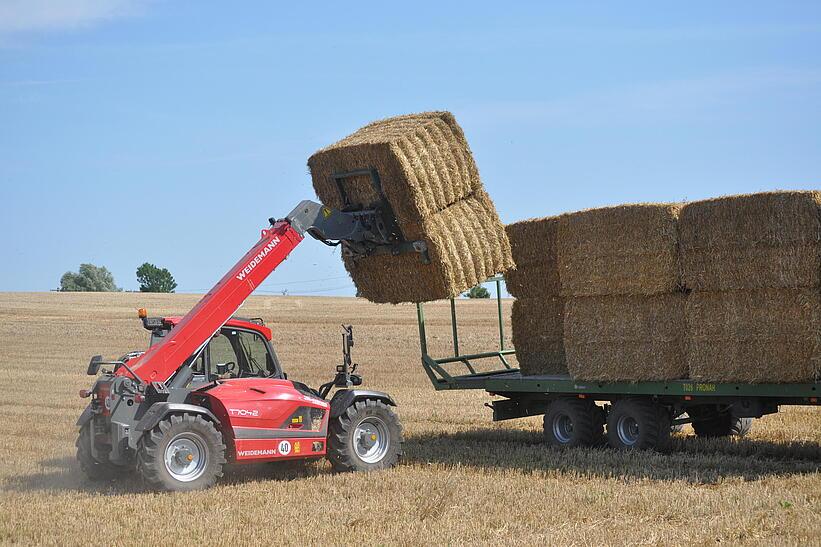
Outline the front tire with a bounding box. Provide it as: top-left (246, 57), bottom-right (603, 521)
top-left (693, 414), bottom-right (753, 438)
top-left (76, 423), bottom-right (121, 481)
top-left (137, 413), bottom-right (226, 491)
top-left (327, 399), bottom-right (403, 472)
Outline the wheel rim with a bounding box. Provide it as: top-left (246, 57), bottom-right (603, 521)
top-left (616, 415), bottom-right (640, 446)
top-left (552, 413), bottom-right (574, 444)
top-left (164, 433), bottom-right (207, 482)
top-left (354, 417), bottom-right (390, 464)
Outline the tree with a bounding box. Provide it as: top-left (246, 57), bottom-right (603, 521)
top-left (136, 263), bottom-right (177, 293)
top-left (464, 285), bottom-right (490, 298)
top-left (60, 264), bottom-right (120, 292)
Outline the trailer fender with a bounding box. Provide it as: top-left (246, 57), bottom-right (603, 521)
top-left (76, 404), bottom-right (94, 427)
top-left (129, 403), bottom-right (220, 449)
top-left (329, 389), bottom-right (396, 418)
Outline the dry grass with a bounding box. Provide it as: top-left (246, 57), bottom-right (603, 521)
top-left (309, 112), bottom-right (513, 303)
top-left (0, 292), bottom-right (819, 546)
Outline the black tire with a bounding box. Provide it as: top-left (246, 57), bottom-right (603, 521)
top-left (543, 398), bottom-right (604, 448)
top-left (606, 399), bottom-right (670, 450)
top-left (693, 414), bottom-right (753, 438)
top-left (137, 413), bottom-right (226, 491)
top-left (327, 399), bottom-right (403, 472)
top-left (76, 423), bottom-right (121, 481)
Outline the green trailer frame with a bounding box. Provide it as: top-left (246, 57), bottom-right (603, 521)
top-left (416, 277), bottom-right (819, 423)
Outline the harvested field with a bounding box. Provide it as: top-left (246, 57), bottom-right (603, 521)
top-left (309, 112), bottom-right (513, 303)
top-left (680, 191), bottom-right (821, 291)
top-left (504, 216), bottom-right (561, 299)
top-left (511, 297), bottom-right (566, 375)
top-left (564, 294), bottom-right (687, 381)
top-left (557, 203), bottom-right (682, 296)
top-left (0, 292), bottom-right (819, 545)
top-left (686, 289), bottom-right (821, 383)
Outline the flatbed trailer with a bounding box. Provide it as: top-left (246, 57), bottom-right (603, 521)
top-left (416, 277), bottom-right (820, 449)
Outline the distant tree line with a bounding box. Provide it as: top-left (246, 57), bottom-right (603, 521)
top-left (60, 262), bottom-right (177, 293)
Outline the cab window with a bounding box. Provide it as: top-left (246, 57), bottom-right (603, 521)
top-left (208, 328), bottom-right (277, 378)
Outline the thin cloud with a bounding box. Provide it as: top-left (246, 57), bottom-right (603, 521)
top-left (0, 0), bottom-right (144, 34)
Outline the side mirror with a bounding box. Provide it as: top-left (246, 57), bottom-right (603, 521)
top-left (216, 363), bottom-right (228, 375)
top-left (87, 355), bottom-right (102, 376)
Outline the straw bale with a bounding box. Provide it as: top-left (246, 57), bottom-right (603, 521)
top-left (511, 297), bottom-right (567, 375)
top-left (308, 112), bottom-right (513, 303)
top-left (557, 203), bottom-right (682, 296)
top-left (504, 216), bottom-right (561, 299)
top-left (686, 289), bottom-right (820, 383)
top-left (309, 111), bottom-right (480, 223)
top-left (564, 294), bottom-right (686, 381)
top-left (680, 191), bottom-right (821, 290)
top-left (343, 192), bottom-right (513, 303)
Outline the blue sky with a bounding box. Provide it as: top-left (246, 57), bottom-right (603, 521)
top-left (1, 1), bottom-right (820, 295)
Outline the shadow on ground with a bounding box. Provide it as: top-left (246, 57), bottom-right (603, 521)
top-left (5, 430), bottom-right (819, 494)
top-left (403, 428), bottom-right (821, 484)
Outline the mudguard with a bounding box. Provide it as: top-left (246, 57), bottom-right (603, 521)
top-left (133, 402), bottom-right (219, 435)
top-left (76, 404), bottom-right (94, 427)
top-left (329, 389), bottom-right (396, 418)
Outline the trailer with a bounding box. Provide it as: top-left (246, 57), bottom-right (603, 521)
top-left (415, 277), bottom-right (820, 450)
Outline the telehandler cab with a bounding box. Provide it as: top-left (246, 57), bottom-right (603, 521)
top-left (76, 194), bottom-right (417, 491)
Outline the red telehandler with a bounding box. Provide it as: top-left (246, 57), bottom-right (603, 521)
top-left (77, 195), bottom-right (425, 491)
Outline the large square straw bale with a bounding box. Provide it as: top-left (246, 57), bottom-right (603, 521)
top-left (686, 289), bottom-right (820, 383)
top-left (564, 294), bottom-right (686, 381)
top-left (680, 191), bottom-right (821, 291)
top-left (342, 191), bottom-right (513, 303)
top-left (504, 217), bottom-right (561, 299)
top-left (309, 112), bottom-right (513, 303)
top-left (511, 297), bottom-right (567, 375)
top-left (557, 203), bottom-right (683, 296)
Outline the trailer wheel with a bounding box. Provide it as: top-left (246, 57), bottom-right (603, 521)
top-left (76, 423), bottom-right (121, 481)
top-left (327, 399), bottom-right (403, 472)
top-left (606, 399), bottom-right (670, 450)
top-left (693, 414), bottom-right (753, 438)
top-left (137, 413), bottom-right (226, 491)
top-left (543, 398), bottom-right (603, 448)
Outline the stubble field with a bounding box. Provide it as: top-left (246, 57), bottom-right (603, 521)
top-left (0, 292), bottom-right (818, 545)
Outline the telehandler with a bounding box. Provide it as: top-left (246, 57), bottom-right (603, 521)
top-left (77, 192), bottom-right (422, 491)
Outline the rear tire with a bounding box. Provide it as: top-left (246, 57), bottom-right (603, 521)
top-left (693, 414), bottom-right (753, 438)
top-left (543, 398), bottom-right (604, 448)
top-left (606, 399), bottom-right (670, 450)
top-left (137, 413), bottom-right (226, 491)
top-left (76, 423), bottom-right (121, 481)
top-left (327, 399), bottom-right (403, 472)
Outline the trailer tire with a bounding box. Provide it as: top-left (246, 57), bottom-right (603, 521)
top-left (693, 414), bottom-right (753, 438)
top-left (606, 399), bottom-right (670, 450)
top-left (76, 423), bottom-right (121, 481)
top-left (543, 398), bottom-right (603, 448)
top-left (327, 399), bottom-right (403, 472)
top-left (137, 413), bottom-right (226, 491)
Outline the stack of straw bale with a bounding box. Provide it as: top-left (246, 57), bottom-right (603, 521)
top-left (309, 112), bottom-right (513, 303)
top-left (558, 204), bottom-right (687, 381)
top-left (680, 191), bottom-right (821, 382)
top-left (505, 217), bottom-right (566, 374)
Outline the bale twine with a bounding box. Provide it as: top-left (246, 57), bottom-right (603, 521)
top-left (564, 294), bottom-right (686, 381)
